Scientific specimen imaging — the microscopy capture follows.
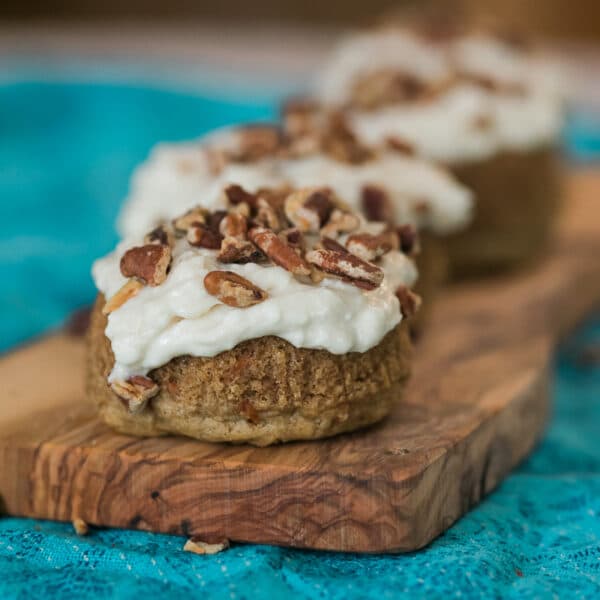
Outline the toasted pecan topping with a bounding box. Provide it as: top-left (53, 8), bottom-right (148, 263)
top-left (224, 184), bottom-right (257, 208)
top-left (395, 286), bottom-right (422, 318)
top-left (120, 244), bottom-right (172, 286)
top-left (206, 210), bottom-right (228, 232)
top-left (279, 227), bottom-right (305, 253)
top-left (103, 279), bottom-right (144, 315)
top-left (255, 196), bottom-right (286, 232)
top-left (320, 208), bottom-right (360, 238)
top-left (249, 226), bottom-right (311, 278)
top-left (144, 224), bottom-right (174, 247)
top-left (397, 224), bottom-right (420, 256)
top-left (218, 237), bottom-right (263, 264)
top-left (187, 224), bottom-right (224, 249)
top-left (234, 126), bottom-right (282, 162)
top-left (305, 248), bottom-right (384, 289)
top-left (204, 270), bottom-right (267, 308)
top-left (351, 70), bottom-right (427, 110)
top-left (386, 136), bottom-right (416, 156)
top-left (346, 231), bottom-right (398, 261)
top-left (173, 206), bottom-right (209, 235)
top-left (319, 236), bottom-right (348, 253)
top-left (111, 375), bottom-right (159, 413)
top-left (219, 212), bottom-right (248, 239)
top-left (284, 187), bottom-right (332, 233)
top-left (361, 185), bottom-right (393, 223)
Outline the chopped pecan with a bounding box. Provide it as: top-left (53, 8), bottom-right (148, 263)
top-left (346, 231), bottom-right (399, 261)
top-left (110, 375), bottom-right (159, 414)
top-left (351, 70), bottom-right (427, 110)
top-left (204, 271), bottom-right (267, 308)
top-left (206, 210), bottom-right (228, 232)
top-left (219, 212), bottom-right (247, 239)
top-left (187, 224), bottom-right (224, 249)
top-left (172, 206), bottom-right (209, 235)
top-left (72, 518), bottom-right (89, 536)
top-left (224, 184), bottom-right (257, 208)
top-left (279, 227), bottom-right (305, 254)
top-left (361, 185), bottom-right (393, 223)
top-left (144, 224), bottom-right (174, 247)
top-left (305, 249), bottom-right (384, 289)
top-left (321, 113), bottom-right (374, 164)
top-left (282, 98), bottom-right (320, 137)
top-left (318, 236), bottom-right (348, 253)
top-left (184, 537), bottom-right (230, 555)
top-left (120, 244), bottom-right (171, 286)
top-left (102, 279), bottom-right (144, 315)
top-left (284, 187), bottom-right (332, 233)
top-left (395, 286), bottom-right (422, 318)
top-left (320, 208), bottom-right (360, 238)
top-left (248, 227), bottom-right (311, 278)
top-left (397, 224), bottom-right (420, 256)
top-left (234, 126), bottom-right (282, 161)
top-left (255, 196), bottom-right (285, 231)
top-left (218, 237), bottom-right (263, 264)
top-left (205, 147), bottom-right (228, 175)
top-left (386, 136), bottom-right (416, 156)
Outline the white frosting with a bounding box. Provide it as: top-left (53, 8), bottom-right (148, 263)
top-left (279, 152), bottom-right (473, 233)
top-left (118, 137), bottom-right (285, 240)
top-left (315, 29), bottom-right (564, 162)
top-left (93, 236), bottom-right (417, 381)
top-left (118, 127), bottom-right (473, 239)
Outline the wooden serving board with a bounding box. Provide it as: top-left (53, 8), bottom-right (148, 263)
top-left (1, 169), bottom-right (599, 553)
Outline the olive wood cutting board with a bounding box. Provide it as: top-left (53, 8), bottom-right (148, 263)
top-left (1, 169), bottom-right (599, 553)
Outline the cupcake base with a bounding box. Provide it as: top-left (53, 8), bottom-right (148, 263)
top-left (445, 146), bottom-right (562, 279)
top-left (87, 296), bottom-right (412, 446)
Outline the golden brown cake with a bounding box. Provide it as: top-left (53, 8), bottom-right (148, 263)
top-left (89, 186), bottom-right (419, 445)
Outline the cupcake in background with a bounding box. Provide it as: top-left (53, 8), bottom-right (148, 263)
top-left (312, 18), bottom-right (564, 277)
top-left (118, 122), bottom-right (472, 331)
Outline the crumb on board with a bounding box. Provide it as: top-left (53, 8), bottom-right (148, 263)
top-left (183, 536), bottom-right (230, 555)
top-left (72, 517), bottom-right (90, 536)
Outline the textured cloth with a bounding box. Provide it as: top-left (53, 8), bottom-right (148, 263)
top-left (1, 79), bottom-right (600, 599)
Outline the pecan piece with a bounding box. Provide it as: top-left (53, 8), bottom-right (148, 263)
top-left (248, 226), bottom-right (311, 278)
top-left (144, 224), bottom-right (174, 247)
top-left (320, 209), bottom-right (360, 238)
top-left (318, 236), bottom-right (348, 253)
top-left (72, 518), bottom-right (89, 536)
top-left (386, 136), bottom-right (416, 156)
top-left (234, 125), bottom-right (281, 161)
top-left (395, 286), bottom-right (422, 318)
top-left (187, 224), bottom-right (224, 249)
top-left (346, 231), bottom-right (399, 262)
top-left (206, 210), bottom-right (228, 233)
top-left (218, 237), bottom-right (263, 264)
top-left (305, 249), bottom-right (384, 289)
top-left (284, 188), bottom-right (333, 233)
top-left (397, 224), bottom-right (420, 256)
top-left (172, 206), bottom-right (209, 235)
top-left (183, 537), bottom-right (230, 555)
top-left (102, 279), bottom-right (144, 315)
top-left (361, 185), bottom-right (393, 223)
top-left (255, 196), bottom-right (285, 231)
top-left (120, 244), bottom-right (171, 286)
top-left (204, 271), bottom-right (267, 308)
top-left (219, 212), bottom-right (247, 239)
top-left (110, 375), bottom-right (159, 414)
top-left (224, 184), bottom-right (257, 208)
top-left (279, 227), bottom-right (305, 254)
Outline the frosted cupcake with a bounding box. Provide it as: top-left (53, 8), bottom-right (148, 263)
top-left (89, 186), bottom-right (419, 445)
top-left (312, 23), bottom-right (563, 276)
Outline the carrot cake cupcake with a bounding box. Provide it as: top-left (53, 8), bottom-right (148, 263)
top-left (88, 185), bottom-right (419, 445)
top-left (312, 22), bottom-right (564, 277)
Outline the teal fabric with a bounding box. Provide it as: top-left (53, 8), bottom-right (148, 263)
top-left (1, 78), bottom-right (600, 599)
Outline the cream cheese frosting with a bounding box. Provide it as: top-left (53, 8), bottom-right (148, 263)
top-left (315, 28), bottom-right (563, 163)
top-left (118, 127), bottom-right (473, 239)
top-left (93, 233), bottom-right (417, 382)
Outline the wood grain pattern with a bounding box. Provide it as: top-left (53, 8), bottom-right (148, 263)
top-left (1, 169), bottom-right (599, 553)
